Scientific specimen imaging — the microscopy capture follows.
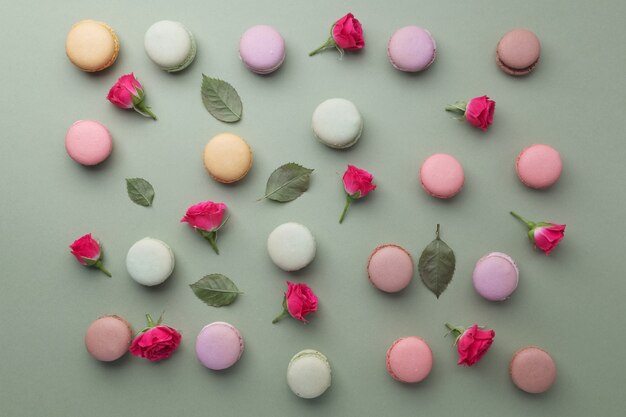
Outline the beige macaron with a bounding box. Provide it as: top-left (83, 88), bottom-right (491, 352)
top-left (203, 133), bottom-right (253, 183)
top-left (66, 20), bottom-right (120, 72)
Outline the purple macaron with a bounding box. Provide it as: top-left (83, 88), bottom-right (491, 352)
top-left (472, 252), bottom-right (519, 301)
top-left (387, 26), bottom-right (436, 72)
top-left (239, 25), bottom-right (285, 74)
top-left (195, 322), bottom-right (244, 370)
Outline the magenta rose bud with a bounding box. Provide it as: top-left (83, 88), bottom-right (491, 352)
top-left (272, 282), bottom-right (319, 324)
top-left (339, 164), bottom-right (376, 224)
top-left (445, 323), bottom-right (495, 366)
top-left (511, 211), bottom-right (566, 255)
top-left (129, 314), bottom-right (181, 362)
top-left (107, 73), bottom-right (157, 120)
top-left (181, 201), bottom-right (228, 254)
top-left (309, 12), bottom-right (364, 57)
top-left (445, 95), bottom-right (496, 131)
top-left (69, 233), bottom-right (111, 277)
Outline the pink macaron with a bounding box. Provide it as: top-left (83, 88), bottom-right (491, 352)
top-left (496, 29), bottom-right (541, 76)
top-left (195, 322), bottom-right (244, 370)
top-left (387, 26), bottom-right (436, 72)
top-left (65, 120), bottom-right (113, 166)
top-left (239, 25), bottom-right (285, 74)
top-left (472, 252), bottom-right (519, 301)
top-left (509, 346), bottom-right (556, 394)
top-left (420, 153), bottom-right (465, 198)
top-left (516, 144), bottom-right (562, 189)
top-left (84, 315), bottom-right (133, 362)
top-left (367, 244), bottom-right (414, 293)
top-left (386, 336), bottom-right (433, 383)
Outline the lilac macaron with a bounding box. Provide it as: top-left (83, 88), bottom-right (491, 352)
top-left (239, 25), bottom-right (285, 74)
top-left (65, 120), bottom-right (113, 166)
top-left (472, 252), bottom-right (519, 301)
top-left (387, 26), bottom-right (436, 72)
top-left (196, 322), bottom-right (244, 370)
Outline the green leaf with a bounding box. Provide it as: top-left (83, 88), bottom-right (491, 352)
top-left (418, 224), bottom-right (456, 298)
top-left (125, 178), bottom-right (155, 207)
top-left (189, 274), bottom-right (242, 307)
top-left (261, 163), bottom-right (314, 202)
top-left (201, 75), bottom-right (242, 123)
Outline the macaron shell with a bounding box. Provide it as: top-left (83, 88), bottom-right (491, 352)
top-left (510, 346), bottom-right (556, 394)
top-left (387, 26), bottom-right (436, 72)
top-left (66, 20), bottom-right (119, 72)
top-left (239, 25), bottom-right (285, 74)
top-left (84, 315), bottom-right (133, 362)
top-left (386, 336), bottom-right (433, 383)
top-left (267, 222), bottom-right (316, 271)
top-left (496, 29), bottom-right (540, 75)
top-left (516, 144), bottom-right (562, 189)
top-left (203, 133), bottom-right (253, 183)
top-left (287, 350), bottom-right (332, 399)
top-left (126, 238), bottom-right (175, 286)
top-left (144, 21), bottom-right (196, 72)
top-left (312, 98), bottom-right (363, 149)
top-left (195, 322), bottom-right (244, 370)
top-left (65, 120), bottom-right (113, 166)
top-left (472, 252), bottom-right (519, 301)
top-left (367, 244), bottom-right (414, 293)
top-left (419, 153), bottom-right (465, 198)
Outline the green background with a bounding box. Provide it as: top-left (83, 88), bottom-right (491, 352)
top-left (1, 0), bottom-right (625, 416)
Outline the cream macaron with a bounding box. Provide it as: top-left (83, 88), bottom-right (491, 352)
top-left (66, 20), bottom-right (120, 72)
top-left (203, 133), bottom-right (253, 183)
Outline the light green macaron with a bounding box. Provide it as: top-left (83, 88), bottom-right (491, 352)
top-left (287, 349), bottom-right (332, 399)
top-left (144, 20), bottom-right (197, 72)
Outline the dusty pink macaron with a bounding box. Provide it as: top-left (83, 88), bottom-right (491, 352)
top-left (419, 153), bottom-right (465, 198)
top-left (516, 144), bottom-right (562, 189)
top-left (509, 346), bottom-right (556, 394)
top-left (367, 244), bottom-right (413, 293)
top-left (65, 120), bottom-right (113, 166)
top-left (239, 25), bottom-right (285, 74)
top-left (84, 315), bottom-right (133, 362)
top-left (496, 29), bottom-right (541, 76)
top-left (386, 336), bottom-right (433, 383)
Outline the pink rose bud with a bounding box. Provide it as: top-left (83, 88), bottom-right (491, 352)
top-left (272, 282), bottom-right (319, 324)
top-left (511, 211), bottom-right (566, 255)
top-left (309, 12), bottom-right (364, 57)
top-left (445, 95), bottom-right (496, 131)
top-left (180, 201), bottom-right (228, 254)
top-left (129, 314), bottom-right (181, 362)
top-left (69, 233), bottom-right (112, 277)
top-left (339, 164), bottom-right (376, 224)
top-left (107, 73), bottom-right (157, 120)
top-left (445, 323), bottom-right (495, 366)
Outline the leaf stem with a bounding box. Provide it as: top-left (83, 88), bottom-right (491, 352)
top-left (436, 224), bottom-right (441, 239)
top-left (272, 308), bottom-right (289, 324)
top-left (94, 260), bottom-right (112, 277)
top-left (445, 322), bottom-right (464, 342)
top-left (134, 101), bottom-right (157, 120)
top-left (510, 211), bottom-right (534, 229)
top-left (146, 314), bottom-right (157, 328)
top-left (309, 37), bottom-right (336, 56)
top-left (339, 194), bottom-right (352, 224)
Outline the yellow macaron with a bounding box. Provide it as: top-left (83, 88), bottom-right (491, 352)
top-left (66, 20), bottom-right (119, 72)
top-left (203, 133), bottom-right (253, 183)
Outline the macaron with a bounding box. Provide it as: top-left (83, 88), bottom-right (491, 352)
top-left (203, 133), bottom-right (253, 183)
top-left (239, 25), bottom-right (285, 74)
top-left (312, 98), bottom-right (363, 149)
top-left (195, 322), bottom-right (244, 370)
top-left (386, 336), bottom-right (433, 383)
top-left (516, 144), bottom-right (562, 189)
top-left (66, 20), bottom-right (119, 72)
top-left (509, 346), bottom-right (556, 394)
top-left (144, 20), bottom-right (197, 72)
top-left (126, 238), bottom-right (175, 286)
top-left (267, 222), bottom-right (316, 271)
top-left (287, 349), bottom-right (332, 399)
top-left (367, 244), bottom-right (413, 293)
top-left (84, 315), bottom-right (133, 362)
top-left (387, 26), bottom-right (436, 72)
top-left (65, 120), bottom-right (113, 166)
top-left (419, 153), bottom-right (465, 198)
top-left (472, 252), bottom-right (519, 301)
top-left (496, 29), bottom-right (541, 76)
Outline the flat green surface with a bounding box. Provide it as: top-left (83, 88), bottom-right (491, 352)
top-left (1, 1), bottom-right (625, 416)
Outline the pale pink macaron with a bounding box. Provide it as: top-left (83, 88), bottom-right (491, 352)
top-left (509, 346), bottom-right (556, 394)
top-left (472, 252), bottom-right (519, 301)
top-left (386, 336), bottom-right (433, 383)
top-left (420, 153), bottom-right (465, 198)
top-left (195, 322), bottom-right (244, 370)
top-left (367, 244), bottom-right (414, 293)
top-left (516, 144), bottom-right (562, 189)
top-left (65, 120), bottom-right (113, 166)
top-left (84, 315), bottom-right (133, 362)
top-left (387, 26), bottom-right (437, 72)
top-left (239, 25), bottom-right (285, 74)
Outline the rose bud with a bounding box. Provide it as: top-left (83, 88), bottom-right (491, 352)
top-left (445, 323), bottom-right (495, 366)
top-left (510, 211), bottom-right (566, 255)
top-left (129, 313), bottom-right (181, 362)
top-left (107, 73), bottom-right (157, 120)
top-left (309, 12), bottom-right (364, 57)
top-left (69, 233), bottom-right (112, 277)
top-left (180, 201), bottom-right (228, 254)
top-left (339, 164), bottom-right (376, 224)
top-left (272, 282), bottom-right (318, 324)
top-left (445, 95), bottom-right (496, 131)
